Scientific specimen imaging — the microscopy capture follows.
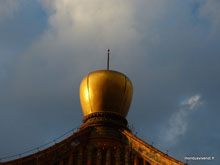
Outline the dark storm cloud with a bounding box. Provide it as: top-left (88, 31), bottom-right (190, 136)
top-left (0, 0), bottom-right (219, 164)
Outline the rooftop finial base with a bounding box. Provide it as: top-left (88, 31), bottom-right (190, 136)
top-left (79, 112), bottom-right (128, 130)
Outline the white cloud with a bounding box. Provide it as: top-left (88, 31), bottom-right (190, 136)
top-left (163, 95), bottom-right (203, 146)
top-left (181, 95), bottom-right (203, 110)
top-left (38, 0), bottom-right (138, 49)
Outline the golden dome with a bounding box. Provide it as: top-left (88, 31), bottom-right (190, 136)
top-left (79, 70), bottom-right (133, 118)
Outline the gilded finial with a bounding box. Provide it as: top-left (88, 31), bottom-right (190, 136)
top-left (79, 49), bottom-right (133, 118)
top-left (107, 49), bottom-right (110, 70)
top-left (79, 70), bottom-right (133, 117)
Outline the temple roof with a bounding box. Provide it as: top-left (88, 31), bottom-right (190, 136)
top-left (1, 124), bottom-right (186, 165)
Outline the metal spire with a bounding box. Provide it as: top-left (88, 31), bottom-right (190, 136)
top-left (107, 49), bottom-right (110, 70)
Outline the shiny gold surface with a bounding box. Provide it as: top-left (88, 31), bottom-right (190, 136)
top-left (80, 70), bottom-right (133, 117)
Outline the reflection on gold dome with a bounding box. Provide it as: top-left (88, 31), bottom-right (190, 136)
top-left (79, 70), bottom-right (133, 117)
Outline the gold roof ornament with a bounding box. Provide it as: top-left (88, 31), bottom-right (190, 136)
top-left (79, 50), bottom-right (133, 118)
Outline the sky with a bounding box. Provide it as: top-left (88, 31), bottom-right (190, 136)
top-left (0, 0), bottom-right (220, 164)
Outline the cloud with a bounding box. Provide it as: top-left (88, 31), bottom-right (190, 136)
top-left (181, 95), bottom-right (203, 110)
top-left (38, 0), bottom-right (139, 50)
top-left (163, 95), bottom-right (203, 146)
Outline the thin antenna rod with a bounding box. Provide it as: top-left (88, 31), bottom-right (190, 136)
top-left (107, 49), bottom-right (110, 70)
